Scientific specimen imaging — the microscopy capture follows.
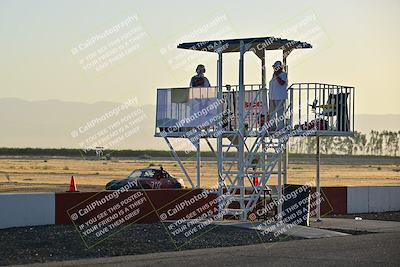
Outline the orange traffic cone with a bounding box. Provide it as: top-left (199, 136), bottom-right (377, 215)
top-left (67, 175), bottom-right (79, 192)
top-left (254, 177), bottom-right (259, 187)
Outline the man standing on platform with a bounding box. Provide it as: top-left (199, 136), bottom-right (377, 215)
top-left (190, 64), bottom-right (211, 87)
top-left (269, 60), bottom-right (288, 130)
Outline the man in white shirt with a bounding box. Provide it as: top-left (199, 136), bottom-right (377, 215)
top-left (190, 64), bottom-right (211, 87)
top-left (268, 61), bottom-right (288, 130)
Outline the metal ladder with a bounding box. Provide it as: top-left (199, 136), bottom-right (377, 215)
top-left (221, 130), bottom-right (289, 218)
top-left (218, 91), bottom-right (292, 219)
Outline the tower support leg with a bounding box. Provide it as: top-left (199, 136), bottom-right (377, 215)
top-left (217, 51), bottom-right (224, 219)
top-left (277, 153), bottom-right (282, 222)
top-left (238, 41), bottom-right (246, 221)
top-left (316, 135), bottom-right (321, 222)
top-left (196, 140), bottom-right (201, 188)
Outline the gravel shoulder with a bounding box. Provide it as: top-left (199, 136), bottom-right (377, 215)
top-left (11, 232), bottom-right (400, 267)
top-left (327, 211), bottom-right (400, 222)
top-left (0, 223), bottom-right (301, 266)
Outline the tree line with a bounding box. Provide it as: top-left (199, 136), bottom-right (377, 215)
top-left (289, 130), bottom-right (400, 156)
top-left (0, 130), bottom-right (399, 157)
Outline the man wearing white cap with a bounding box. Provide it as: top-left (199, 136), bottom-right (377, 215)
top-left (269, 60), bottom-right (288, 130)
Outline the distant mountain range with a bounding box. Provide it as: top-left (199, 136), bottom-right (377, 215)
top-left (1, 98), bottom-right (399, 149)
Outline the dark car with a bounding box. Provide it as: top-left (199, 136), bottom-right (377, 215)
top-left (105, 168), bottom-right (184, 190)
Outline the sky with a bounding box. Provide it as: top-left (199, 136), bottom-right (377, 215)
top-left (0, 0), bottom-right (400, 115)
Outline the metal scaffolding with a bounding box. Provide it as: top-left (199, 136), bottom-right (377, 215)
top-left (155, 37), bottom-right (355, 221)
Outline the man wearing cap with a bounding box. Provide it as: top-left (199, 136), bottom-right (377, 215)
top-left (269, 61), bottom-right (288, 130)
top-left (190, 64), bottom-right (211, 87)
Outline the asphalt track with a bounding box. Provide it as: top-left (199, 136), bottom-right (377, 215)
top-left (23, 231), bottom-right (400, 267)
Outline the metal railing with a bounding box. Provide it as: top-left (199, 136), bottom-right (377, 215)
top-left (155, 84), bottom-right (266, 134)
top-left (155, 83), bottom-right (355, 136)
top-left (155, 86), bottom-right (219, 132)
top-left (289, 83), bottom-right (355, 135)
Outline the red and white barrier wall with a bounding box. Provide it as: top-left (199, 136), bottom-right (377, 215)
top-left (1, 186), bottom-right (400, 229)
top-left (0, 193), bottom-right (55, 229)
top-left (0, 189), bottom-right (216, 229)
top-left (310, 186), bottom-right (400, 215)
top-left (347, 186), bottom-right (400, 213)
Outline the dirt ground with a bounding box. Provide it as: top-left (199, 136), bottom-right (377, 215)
top-left (0, 155), bottom-right (399, 192)
top-left (0, 223), bottom-right (299, 266)
top-left (329, 211), bottom-right (400, 222)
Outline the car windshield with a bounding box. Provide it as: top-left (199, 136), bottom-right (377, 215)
top-left (142, 170), bottom-right (156, 178)
top-left (128, 169), bottom-right (156, 179)
top-left (128, 170), bottom-right (142, 178)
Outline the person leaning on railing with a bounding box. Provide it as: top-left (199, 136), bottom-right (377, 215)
top-left (190, 64), bottom-right (211, 87)
top-left (268, 61), bottom-right (288, 130)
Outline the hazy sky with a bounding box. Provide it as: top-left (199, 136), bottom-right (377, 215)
top-left (1, 0), bottom-right (399, 115)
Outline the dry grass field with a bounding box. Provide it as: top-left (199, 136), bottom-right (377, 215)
top-left (0, 156), bottom-right (399, 192)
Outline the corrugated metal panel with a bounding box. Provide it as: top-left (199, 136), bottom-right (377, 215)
top-left (177, 37), bottom-right (312, 53)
